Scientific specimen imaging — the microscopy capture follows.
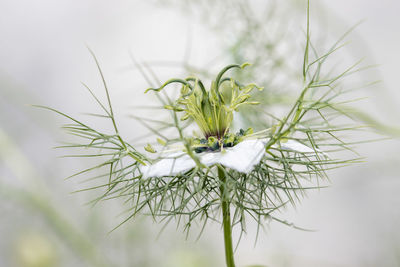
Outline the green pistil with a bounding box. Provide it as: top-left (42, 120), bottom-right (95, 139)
top-left (145, 63), bottom-right (263, 142)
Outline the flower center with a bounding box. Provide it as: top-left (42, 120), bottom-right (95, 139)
top-left (145, 63), bottom-right (263, 139)
top-left (192, 128), bottom-right (253, 153)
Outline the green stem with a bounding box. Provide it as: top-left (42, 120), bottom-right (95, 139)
top-left (218, 166), bottom-right (236, 267)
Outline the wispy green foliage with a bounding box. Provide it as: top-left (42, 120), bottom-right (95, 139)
top-left (43, 32), bottom-right (366, 234)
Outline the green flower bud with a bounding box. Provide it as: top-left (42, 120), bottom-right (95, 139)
top-left (144, 143), bottom-right (156, 153)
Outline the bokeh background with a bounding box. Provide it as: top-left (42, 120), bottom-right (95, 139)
top-left (0, 0), bottom-right (399, 266)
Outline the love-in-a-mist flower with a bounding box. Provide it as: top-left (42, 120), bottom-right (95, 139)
top-left (134, 63), bottom-right (330, 267)
top-left (140, 63), bottom-right (318, 179)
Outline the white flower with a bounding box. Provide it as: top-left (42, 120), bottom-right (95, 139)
top-left (140, 139), bottom-right (319, 178)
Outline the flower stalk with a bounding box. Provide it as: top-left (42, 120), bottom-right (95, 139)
top-left (218, 165), bottom-right (236, 267)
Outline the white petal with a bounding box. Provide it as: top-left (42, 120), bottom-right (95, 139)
top-left (140, 152), bottom-right (195, 178)
top-left (201, 139), bottom-right (266, 173)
